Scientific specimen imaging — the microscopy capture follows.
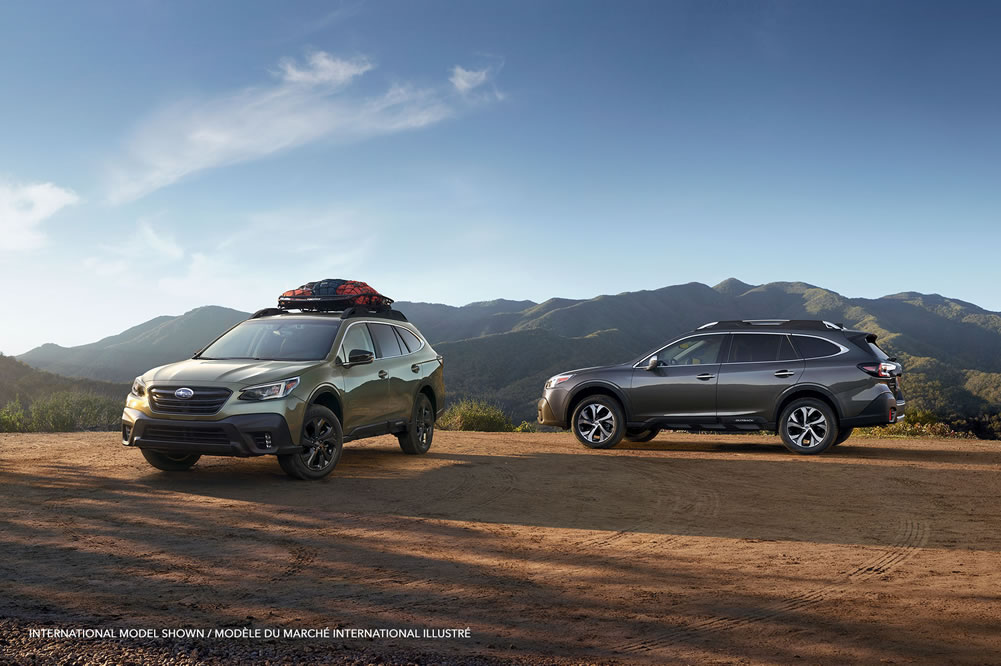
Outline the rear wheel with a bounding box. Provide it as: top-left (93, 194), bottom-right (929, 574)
top-left (398, 393), bottom-right (434, 455)
top-left (625, 428), bottom-right (660, 443)
top-left (141, 449), bottom-right (200, 471)
top-left (779, 398), bottom-right (838, 455)
top-left (278, 405), bottom-right (343, 480)
top-left (571, 396), bottom-right (625, 449)
top-left (832, 427), bottom-right (854, 446)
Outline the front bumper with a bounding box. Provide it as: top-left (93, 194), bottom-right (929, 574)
top-left (537, 389), bottom-right (569, 428)
top-left (122, 408), bottom-right (298, 457)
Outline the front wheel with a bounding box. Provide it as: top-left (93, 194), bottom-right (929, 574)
top-left (571, 396), bottom-right (625, 449)
top-left (625, 428), bottom-right (660, 443)
top-left (398, 393), bottom-right (435, 455)
top-left (779, 398), bottom-right (838, 455)
top-left (141, 449), bottom-right (201, 471)
top-left (278, 405), bottom-right (343, 480)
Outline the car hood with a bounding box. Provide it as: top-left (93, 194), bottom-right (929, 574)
top-left (143, 358), bottom-right (324, 386)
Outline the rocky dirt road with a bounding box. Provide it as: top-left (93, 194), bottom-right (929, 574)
top-left (2, 431), bottom-right (1000, 664)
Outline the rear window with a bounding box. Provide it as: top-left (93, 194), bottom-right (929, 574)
top-left (198, 319), bottom-right (341, 361)
top-left (370, 323), bottom-right (403, 358)
top-left (728, 334), bottom-right (798, 363)
top-left (396, 327), bottom-right (423, 353)
top-left (791, 335), bottom-right (842, 359)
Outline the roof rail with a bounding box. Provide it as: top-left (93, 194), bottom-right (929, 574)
top-left (697, 319), bottom-right (845, 331)
top-left (250, 306), bottom-right (408, 322)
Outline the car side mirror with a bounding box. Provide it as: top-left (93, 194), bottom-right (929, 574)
top-left (347, 349), bottom-right (375, 366)
top-left (645, 355), bottom-right (660, 371)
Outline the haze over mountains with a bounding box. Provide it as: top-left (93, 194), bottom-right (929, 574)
top-left (15, 279), bottom-right (1001, 422)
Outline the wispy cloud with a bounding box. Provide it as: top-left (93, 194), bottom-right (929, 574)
top-left (0, 180), bottom-right (80, 251)
top-left (83, 215), bottom-right (185, 276)
top-left (108, 50), bottom-right (499, 204)
top-left (449, 65), bottom-right (488, 93)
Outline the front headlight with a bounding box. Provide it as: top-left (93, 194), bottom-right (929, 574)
top-left (545, 373), bottom-right (574, 389)
top-left (238, 377), bottom-right (301, 401)
top-left (131, 377), bottom-right (146, 397)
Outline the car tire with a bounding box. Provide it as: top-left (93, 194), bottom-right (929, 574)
top-left (398, 393), bottom-right (434, 455)
top-left (831, 427), bottom-right (854, 446)
top-left (779, 398), bottom-right (838, 455)
top-left (625, 428), bottom-right (660, 443)
top-left (141, 449), bottom-right (201, 471)
top-left (278, 404), bottom-right (343, 480)
top-left (571, 395), bottom-right (626, 449)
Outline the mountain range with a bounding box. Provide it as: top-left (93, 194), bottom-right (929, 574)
top-left (15, 279), bottom-right (1001, 424)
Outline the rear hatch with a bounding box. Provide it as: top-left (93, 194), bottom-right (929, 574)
top-left (848, 332), bottom-right (903, 399)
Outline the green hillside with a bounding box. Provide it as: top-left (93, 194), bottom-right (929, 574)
top-left (18, 306), bottom-right (250, 382)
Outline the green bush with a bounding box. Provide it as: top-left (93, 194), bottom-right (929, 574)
top-left (0, 398), bottom-right (29, 432)
top-left (437, 399), bottom-right (514, 432)
top-left (514, 420), bottom-right (537, 433)
top-left (26, 392), bottom-right (121, 432)
top-left (856, 419), bottom-right (974, 439)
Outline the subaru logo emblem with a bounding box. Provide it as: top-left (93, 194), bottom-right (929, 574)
top-left (174, 387), bottom-right (195, 399)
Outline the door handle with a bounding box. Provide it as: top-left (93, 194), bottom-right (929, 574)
top-left (774, 370), bottom-right (795, 378)
top-left (411, 364), bottom-right (420, 374)
top-left (378, 370), bottom-right (389, 379)
top-left (696, 373), bottom-right (715, 381)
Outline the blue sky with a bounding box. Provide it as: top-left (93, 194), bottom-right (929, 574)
top-left (1, 0), bottom-right (1000, 354)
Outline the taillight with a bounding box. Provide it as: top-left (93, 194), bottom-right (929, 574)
top-left (858, 362), bottom-right (896, 378)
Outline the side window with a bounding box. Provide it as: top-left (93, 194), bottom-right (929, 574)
top-left (370, 323), bottom-right (403, 358)
top-left (396, 327), bottom-right (423, 354)
top-left (791, 335), bottom-right (842, 359)
top-left (651, 335), bottom-right (723, 366)
top-left (728, 334), bottom-right (798, 363)
top-left (336, 324), bottom-right (375, 363)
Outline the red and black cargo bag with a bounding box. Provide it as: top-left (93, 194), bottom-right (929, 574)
top-left (278, 279), bottom-right (393, 310)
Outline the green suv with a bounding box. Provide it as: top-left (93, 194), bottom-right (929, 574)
top-left (121, 306), bottom-right (444, 480)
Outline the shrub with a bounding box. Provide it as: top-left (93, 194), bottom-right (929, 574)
top-left (0, 398), bottom-right (29, 432)
top-left (856, 420), bottom-right (974, 439)
top-left (27, 392), bottom-right (121, 432)
top-left (514, 420), bottom-right (537, 433)
top-left (437, 399), bottom-right (514, 432)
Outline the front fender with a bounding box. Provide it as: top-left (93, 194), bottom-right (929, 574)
top-left (566, 380), bottom-right (632, 421)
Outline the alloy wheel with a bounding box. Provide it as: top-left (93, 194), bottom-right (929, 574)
top-left (577, 403), bottom-right (616, 445)
top-left (786, 406), bottom-right (828, 448)
top-left (416, 403), bottom-right (433, 448)
top-left (301, 415), bottom-right (337, 470)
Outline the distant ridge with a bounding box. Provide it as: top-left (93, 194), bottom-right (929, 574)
top-left (16, 280), bottom-right (1001, 423)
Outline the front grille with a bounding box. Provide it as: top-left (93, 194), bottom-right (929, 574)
top-left (143, 425), bottom-right (230, 446)
top-left (149, 386), bottom-right (231, 415)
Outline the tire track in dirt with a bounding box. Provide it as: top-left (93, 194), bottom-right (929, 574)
top-left (614, 517), bottom-right (930, 654)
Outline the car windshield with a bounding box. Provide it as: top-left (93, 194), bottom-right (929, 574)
top-left (197, 319), bottom-right (341, 361)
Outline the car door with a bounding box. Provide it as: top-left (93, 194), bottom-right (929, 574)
top-left (368, 323), bottom-right (420, 422)
top-left (335, 322), bottom-right (387, 433)
top-left (716, 333), bottom-right (804, 427)
top-left (629, 334), bottom-right (725, 425)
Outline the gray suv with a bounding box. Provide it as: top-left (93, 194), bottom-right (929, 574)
top-left (537, 320), bottom-right (905, 454)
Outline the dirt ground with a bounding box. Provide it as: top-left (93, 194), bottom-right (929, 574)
top-left (1, 430), bottom-right (1000, 665)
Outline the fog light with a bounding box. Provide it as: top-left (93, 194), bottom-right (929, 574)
top-left (265, 433), bottom-right (272, 446)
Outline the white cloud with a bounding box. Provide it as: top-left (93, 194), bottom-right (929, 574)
top-left (82, 215), bottom-right (185, 276)
top-left (449, 65), bottom-right (488, 93)
top-left (0, 180), bottom-right (80, 251)
top-left (107, 51), bottom-right (493, 204)
top-left (277, 52), bottom-right (372, 86)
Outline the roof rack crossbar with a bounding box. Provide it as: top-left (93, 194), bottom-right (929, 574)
top-left (697, 319), bottom-right (846, 331)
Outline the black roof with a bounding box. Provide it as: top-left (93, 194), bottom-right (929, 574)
top-left (250, 306), bottom-right (408, 323)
